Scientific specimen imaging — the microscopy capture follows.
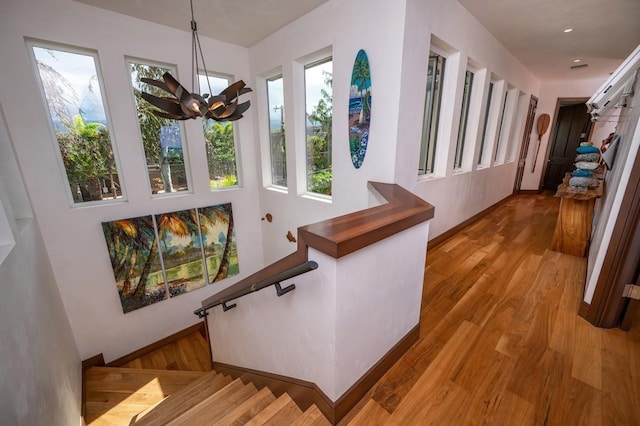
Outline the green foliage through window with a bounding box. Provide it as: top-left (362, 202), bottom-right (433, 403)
top-left (129, 61), bottom-right (189, 195)
top-left (32, 45), bottom-right (122, 203)
top-left (305, 59), bottom-right (333, 196)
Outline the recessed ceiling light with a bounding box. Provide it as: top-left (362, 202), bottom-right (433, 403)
top-left (564, 28), bottom-right (573, 33)
top-left (574, 59), bottom-right (581, 63)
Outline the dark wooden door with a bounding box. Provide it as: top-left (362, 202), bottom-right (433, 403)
top-left (513, 95), bottom-right (538, 193)
top-left (542, 103), bottom-right (592, 191)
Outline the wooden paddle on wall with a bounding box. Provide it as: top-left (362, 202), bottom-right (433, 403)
top-left (531, 113), bottom-right (550, 172)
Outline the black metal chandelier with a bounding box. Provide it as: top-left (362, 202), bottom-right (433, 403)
top-left (141, 0), bottom-right (252, 121)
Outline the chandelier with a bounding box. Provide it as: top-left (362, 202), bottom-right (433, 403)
top-left (141, 0), bottom-right (252, 121)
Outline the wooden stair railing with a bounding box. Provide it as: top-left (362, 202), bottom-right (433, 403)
top-left (195, 181), bottom-right (434, 317)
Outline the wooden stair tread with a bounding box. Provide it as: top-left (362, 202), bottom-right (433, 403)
top-left (212, 386), bottom-right (277, 425)
top-left (86, 366), bottom-right (204, 393)
top-left (166, 379), bottom-right (258, 425)
top-left (291, 404), bottom-right (331, 426)
top-left (85, 366), bottom-right (206, 424)
top-left (133, 370), bottom-right (232, 425)
top-left (245, 393), bottom-right (300, 425)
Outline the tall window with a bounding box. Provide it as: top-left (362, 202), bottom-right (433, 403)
top-left (454, 70), bottom-right (474, 169)
top-left (478, 82), bottom-right (494, 166)
top-left (31, 44), bottom-right (123, 204)
top-left (198, 73), bottom-right (239, 189)
top-left (305, 59), bottom-right (332, 196)
top-left (493, 92), bottom-right (509, 163)
top-left (129, 61), bottom-right (190, 195)
top-left (419, 52), bottom-right (446, 175)
top-left (267, 75), bottom-right (286, 187)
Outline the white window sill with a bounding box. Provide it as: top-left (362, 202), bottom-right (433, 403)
top-left (265, 185), bottom-right (288, 195)
top-left (301, 193), bottom-right (332, 204)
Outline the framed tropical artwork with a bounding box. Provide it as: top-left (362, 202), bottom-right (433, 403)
top-left (101, 215), bottom-right (166, 313)
top-left (198, 203), bottom-right (239, 283)
top-left (102, 203), bottom-right (240, 313)
top-left (156, 209), bottom-right (207, 297)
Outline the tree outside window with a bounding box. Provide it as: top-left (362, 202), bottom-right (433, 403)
top-left (32, 45), bottom-right (123, 204)
top-left (129, 61), bottom-right (189, 195)
top-left (198, 73), bottom-right (240, 189)
top-left (305, 59), bottom-right (333, 196)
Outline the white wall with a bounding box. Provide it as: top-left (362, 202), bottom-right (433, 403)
top-left (394, 0), bottom-right (541, 238)
top-left (0, 0), bottom-right (265, 361)
top-left (520, 77), bottom-right (615, 190)
top-left (585, 78), bottom-right (640, 303)
top-left (209, 221), bottom-right (429, 401)
top-left (249, 0), bottom-right (408, 263)
top-left (0, 114), bottom-right (81, 425)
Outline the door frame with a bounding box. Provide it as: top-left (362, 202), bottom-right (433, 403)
top-left (537, 97), bottom-right (592, 190)
top-left (513, 95), bottom-right (538, 193)
top-left (580, 146), bottom-right (640, 327)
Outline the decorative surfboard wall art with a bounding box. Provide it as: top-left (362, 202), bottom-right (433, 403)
top-left (101, 203), bottom-right (239, 313)
top-left (349, 49), bottom-right (372, 169)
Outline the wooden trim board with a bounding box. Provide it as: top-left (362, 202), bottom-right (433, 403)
top-left (212, 324), bottom-right (419, 424)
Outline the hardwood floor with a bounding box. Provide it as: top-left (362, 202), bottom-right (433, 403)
top-left (342, 193), bottom-right (640, 425)
top-left (116, 330), bottom-right (212, 372)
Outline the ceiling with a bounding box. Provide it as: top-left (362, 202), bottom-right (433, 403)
top-left (75, 0), bottom-right (329, 48)
top-left (75, 0), bottom-right (640, 81)
top-left (458, 0), bottom-right (640, 80)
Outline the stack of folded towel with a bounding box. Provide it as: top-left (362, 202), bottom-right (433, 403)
top-left (569, 142), bottom-right (601, 188)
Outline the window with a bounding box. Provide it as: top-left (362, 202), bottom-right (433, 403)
top-left (129, 60), bottom-right (190, 195)
top-left (454, 70), bottom-right (474, 170)
top-left (31, 44), bottom-right (124, 204)
top-left (493, 92), bottom-right (509, 163)
top-left (198, 73), bottom-right (239, 189)
top-left (267, 75), bottom-right (286, 187)
top-left (478, 82), bottom-right (494, 166)
top-left (304, 58), bottom-right (332, 196)
top-left (419, 52), bottom-right (446, 175)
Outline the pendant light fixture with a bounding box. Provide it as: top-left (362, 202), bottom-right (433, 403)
top-left (141, 0), bottom-right (252, 121)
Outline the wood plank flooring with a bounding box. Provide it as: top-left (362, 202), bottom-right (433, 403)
top-left (342, 193), bottom-right (640, 425)
top-left (116, 330), bottom-right (212, 372)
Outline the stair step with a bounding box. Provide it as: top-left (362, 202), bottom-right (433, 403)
top-left (85, 367), bottom-right (205, 424)
top-left (291, 404), bottom-right (331, 426)
top-left (133, 370), bottom-right (232, 425)
top-left (85, 366), bottom-right (204, 394)
top-left (121, 332), bottom-right (211, 372)
top-left (166, 379), bottom-right (258, 425)
top-left (245, 393), bottom-right (302, 425)
top-left (212, 386), bottom-right (277, 425)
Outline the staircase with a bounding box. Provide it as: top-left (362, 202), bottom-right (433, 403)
top-left (84, 333), bottom-right (331, 425)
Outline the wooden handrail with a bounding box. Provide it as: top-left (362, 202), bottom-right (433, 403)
top-left (196, 182), bottom-right (434, 315)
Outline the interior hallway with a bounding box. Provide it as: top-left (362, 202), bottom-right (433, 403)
top-left (343, 193), bottom-right (640, 425)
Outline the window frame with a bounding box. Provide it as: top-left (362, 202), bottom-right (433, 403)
top-left (493, 91), bottom-right (510, 164)
top-left (197, 70), bottom-right (243, 190)
top-left (127, 57), bottom-right (193, 198)
top-left (418, 49), bottom-right (447, 176)
top-left (303, 57), bottom-right (333, 198)
top-left (477, 81), bottom-right (495, 167)
top-left (266, 74), bottom-right (287, 189)
top-left (454, 68), bottom-right (475, 171)
top-left (27, 39), bottom-right (126, 207)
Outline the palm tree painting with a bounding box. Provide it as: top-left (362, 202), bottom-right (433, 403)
top-left (156, 209), bottom-right (207, 297)
top-left (101, 215), bottom-right (166, 313)
top-left (198, 203), bottom-right (239, 283)
top-left (349, 49), bottom-right (372, 169)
